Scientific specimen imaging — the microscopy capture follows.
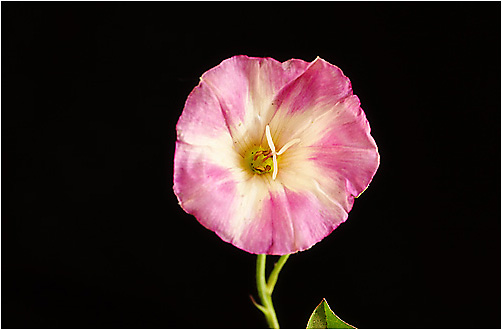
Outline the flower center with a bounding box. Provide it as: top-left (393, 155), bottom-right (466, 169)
top-left (246, 125), bottom-right (301, 180)
top-left (249, 147), bottom-right (274, 174)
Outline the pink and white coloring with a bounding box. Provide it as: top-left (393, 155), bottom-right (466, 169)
top-left (173, 55), bottom-right (380, 255)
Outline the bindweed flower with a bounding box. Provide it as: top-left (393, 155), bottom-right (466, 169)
top-left (173, 55), bottom-right (379, 255)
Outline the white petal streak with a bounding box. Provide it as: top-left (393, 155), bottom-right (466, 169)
top-left (312, 179), bottom-right (348, 216)
top-left (231, 175), bottom-right (271, 243)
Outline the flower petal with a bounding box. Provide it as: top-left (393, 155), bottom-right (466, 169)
top-left (173, 141), bottom-right (239, 240)
top-left (176, 81), bottom-right (232, 147)
top-left (273, 57), bottom-right (352, 117)
top-left (304, 95), bottom-right (379, 197)
top-left (265, 57), bottom-right (378, 201)
top-left (235, 184), bottom-right (351, 255)
top-left (271, 94), bottom-right (379, 220)
top-left (174, 140), bottom-right (274, 252)
top-left (201, 55), bottom-right (310, 153)
top-left (265, 58), bottom-right (354, 152)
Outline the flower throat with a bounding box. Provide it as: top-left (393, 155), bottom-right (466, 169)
top-left (247, 125), bottom-right (300, 180)
top-left (249, 147), bottom-right (275, 174)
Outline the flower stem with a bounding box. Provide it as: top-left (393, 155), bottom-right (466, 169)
top-left (267, 254), bottom-right (289, 293)
top-left (254, 254), bottom-right (290, 329)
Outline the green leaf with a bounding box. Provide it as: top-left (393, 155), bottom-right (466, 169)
top-left (306, 299), bottom-right (356, 329)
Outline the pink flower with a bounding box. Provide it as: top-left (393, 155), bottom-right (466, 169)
top-left (173, 55), bottom-right (379, 255)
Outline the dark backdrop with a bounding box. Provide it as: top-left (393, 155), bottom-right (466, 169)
top-left (2, 2), bottom-right (500, 329)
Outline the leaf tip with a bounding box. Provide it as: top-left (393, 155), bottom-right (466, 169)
top-left (306, 299), bottom-right (356, 329)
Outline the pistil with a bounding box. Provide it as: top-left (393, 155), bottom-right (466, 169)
top-left (264, 125), bottom-right (300, 180)
top-left (247, 125), bottom-right (301, 179)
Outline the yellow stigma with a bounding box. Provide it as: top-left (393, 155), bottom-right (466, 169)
top-left (248, 147), bottom-right (274, 174)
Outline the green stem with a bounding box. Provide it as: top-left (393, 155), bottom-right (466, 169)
top-left (255, 254), bottom-right (291, 329)
top-left (267, 254), bottom-right (290, 294)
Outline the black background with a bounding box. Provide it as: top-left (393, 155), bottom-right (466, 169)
top-left (2, 2), bottom-right (500, 329)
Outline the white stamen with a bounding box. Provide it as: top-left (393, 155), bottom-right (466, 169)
top-left (272, 154), bottom-right (278, 180)
top-left (265, 125), bottom-right (300, 181)
top-left (265, 125), bottom-right (276, 153)
top-left (265, 125), bottom-right (278, 180)
top-left (277, 138), bottom-right (301, 155)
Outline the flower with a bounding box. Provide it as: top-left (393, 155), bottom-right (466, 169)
top-left (173, 55), bottom-right (379, 255)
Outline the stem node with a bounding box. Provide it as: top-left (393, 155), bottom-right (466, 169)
top-left (254, 254), bottom-right (290, 329)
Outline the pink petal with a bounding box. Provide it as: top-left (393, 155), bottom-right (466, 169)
top-left (308, 95), bottom-right (379, 197)
top-left (200, 56), bottom-right (310, 145)
top-left (176, 81), bottom-right (231, 146)
top-left (201, 56), bottom-right (310, 123)
top-left (173, 141), bottom-right (239, 240)
top-left (235, 186), bottom-right (349, 255)
top-left (273, 57), bottom-right (353, 116)
top-left (311, 95), bottom-right (376, 150)
top-left (177, 55), bottom-right (311, 154)
top-left (268, 59), bottom-right (378, 201)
